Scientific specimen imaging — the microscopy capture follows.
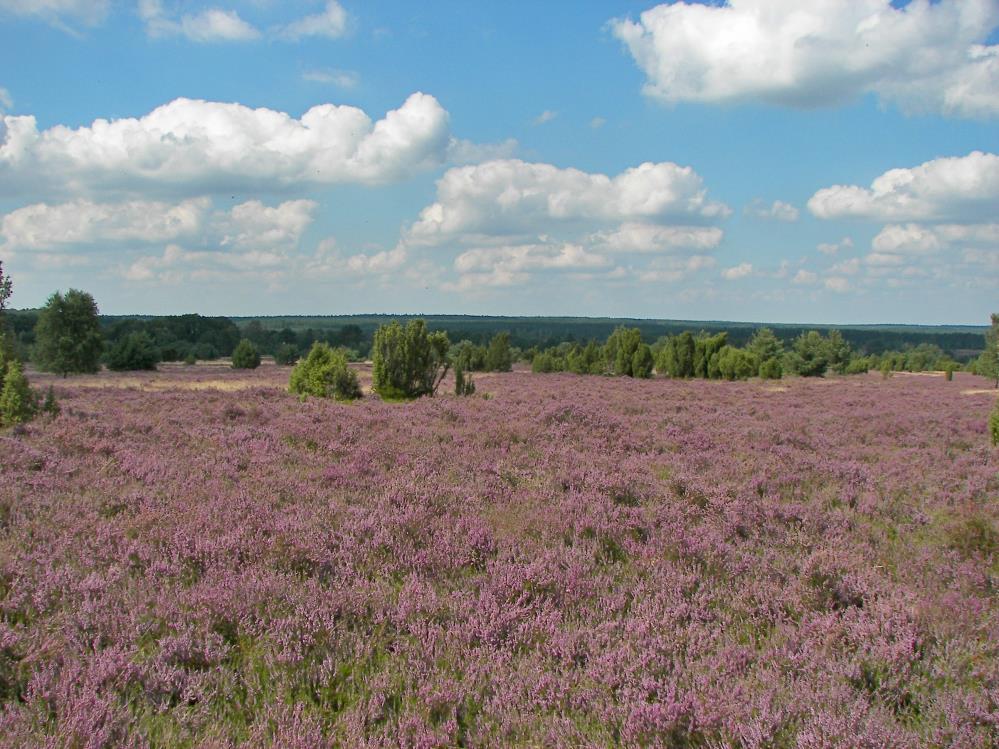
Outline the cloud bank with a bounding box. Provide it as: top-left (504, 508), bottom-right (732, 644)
top-left (0, 93), bottom-right (453, 197)
top-left (611, 0), bottom-right (999, 117)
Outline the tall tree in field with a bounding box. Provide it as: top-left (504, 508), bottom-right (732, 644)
top-left (0, 261), bottom-right (15, 380)
top-left (485, 331), bottom-right (513, 372)
top-left (34, 289), bottom-right (104, 376)
top-left (372, 319), bottom-right (450, 399)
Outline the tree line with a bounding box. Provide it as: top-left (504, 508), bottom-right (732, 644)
top-left (3, 279), bottom-right (997, 390)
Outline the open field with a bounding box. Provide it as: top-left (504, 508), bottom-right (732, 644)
top-left (1, 367), bottom-right (997, 747)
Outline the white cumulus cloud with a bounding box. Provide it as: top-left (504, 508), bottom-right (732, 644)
top-left (279, 1), bottom-right (349, 40)
top-left (721, 262), bottom-right (753, 280)
top-left (611, 0), bottom-right (999, 117)
top-left (405, 158), bottom-right (728, 291)
top-left (408, 159), bottom-right (729, 243)
top-left (1, 198), bottom-right (315, 261)
top-left (139, 1), bottom-right (259, 42)
top-left (0, 93), bottom-right (453, 197)
top-left (0, 0), bottom-right (109, 30)
top-left (808, 151), bottom-right (999, 222)
top-left (588, 222), bottom-right (723, 253)
top-left (746, 199), bottom-right (799, 222)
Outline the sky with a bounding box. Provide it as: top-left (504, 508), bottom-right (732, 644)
top-left (0, 0), bottom-right (997, 324)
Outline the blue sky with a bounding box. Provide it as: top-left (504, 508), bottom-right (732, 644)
top-left (0, 0), bottom-right (997, 324)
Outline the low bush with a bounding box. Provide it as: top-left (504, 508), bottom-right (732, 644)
top-left (288, 342), bottom-right (362, 401)
top-left (231, 339), bottom-right (261, 370)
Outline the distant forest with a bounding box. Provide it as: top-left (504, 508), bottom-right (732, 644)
top-left (4, 310), bottom-right (988, 363)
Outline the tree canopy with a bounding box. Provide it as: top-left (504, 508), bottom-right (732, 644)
top-left (372, 319), bottom-right (450, 399)
top-left (34, 289), bottom-right (104, 376)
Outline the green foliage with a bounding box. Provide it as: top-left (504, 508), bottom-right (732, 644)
top-left (231, 339), bottom-right (261, 370)
top-left (41, 385), bottom-right (59, 417)
top-left (759, 357), bottom-right (783, 380)
top-left (747, 328), bottom-right (783, 367)
top-left (785, 331), bottom-right (830, 377)
top-left (631, 343), bottom-right (654, 379)
top-left (656, 331), bottom-right (696, 378)
top-left (288, 342), bottom-right (362, 401)
top-left (0, 260), bottom-right (11, 314)
top-left (274, 343), bottom-right (299, 366)
top-left (716, 345), bottom-right (759, 381)
top-left (531, 350), bottom-right (562, 373)
top-left (106, 332), bottom-right (159, 372)
top-left (451, 340), bottom-right (487, 372)
top-left (566, 341), bottom-right (605, 375)
top-left (484, 331), bottom-right (513, 372)
top-left (990, 398), bottom-right (999, 447)
top-left (454, 366), bottom-right (476, 396)
top-left (844, 356), bottom-right (872, 375)
top-left (945, 366), bottom-right (954, 382)
top-left (981, 313), bottom-right (999, 387)
top-left (695, 332), bottom-right (728, 379)
top-left (604, 327), bottom-right (646, 377)
top-left (0, 361), bottom-right (35, 426)
top-left (372, 319), bottom-right (450, 399)
top-left (825, 330), bottom-right (853, 374)
top-left (183, 353), bottom-right (197, 366)
top-left (33, 289), bottom-right (104, 376)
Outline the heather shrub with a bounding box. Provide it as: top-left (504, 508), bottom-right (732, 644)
top-left (947, 516), bottom-right (997, 559)
top-left (0, 361), bottom-right (35, 425)
top-left (231, 338), bottom-right (261, 369)
top-left (106, 331), bottom-right (159, 371)
top-left (372, 319), bottom-right (450, 399)
top-left (288, 342), bottom-right (361, 401)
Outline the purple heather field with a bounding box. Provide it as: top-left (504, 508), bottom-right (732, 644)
top-left (1, 363), bottom-right (997, 748)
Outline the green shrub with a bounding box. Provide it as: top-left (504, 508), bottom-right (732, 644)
top-left (183, 353), bottom-right (197, 366)
top-left (274, 343), bottom-right (299, 366)
top-left (41, 385), bottom-right (59, 417)
top-left (631, 343), bottom-right (654, 379)
top-left (288, 342), bottom-right (362, 401)
top-left (231, 339), bottom-right (261, 370)
top-left (716, 345), bottom-right (758, 381)
top-left (759, 357), bottom-right (783, 380)
top-left (0, 361), bottom-right (36, 426)
top-left (107, 331), bottom-right (159, 371)
top-left (990, 398), bottom-right (999, 447)
top-left (484, 331), bottom-right (513, 372)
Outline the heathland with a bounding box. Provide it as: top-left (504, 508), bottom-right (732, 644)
top-left (0, 362), bottom-right (996, 747)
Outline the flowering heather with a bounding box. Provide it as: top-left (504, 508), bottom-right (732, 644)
top-left (1, 365), bottom-right (997, 747)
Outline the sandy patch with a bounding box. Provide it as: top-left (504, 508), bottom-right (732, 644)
top-left (961, 388), bottom-right (999, 396)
